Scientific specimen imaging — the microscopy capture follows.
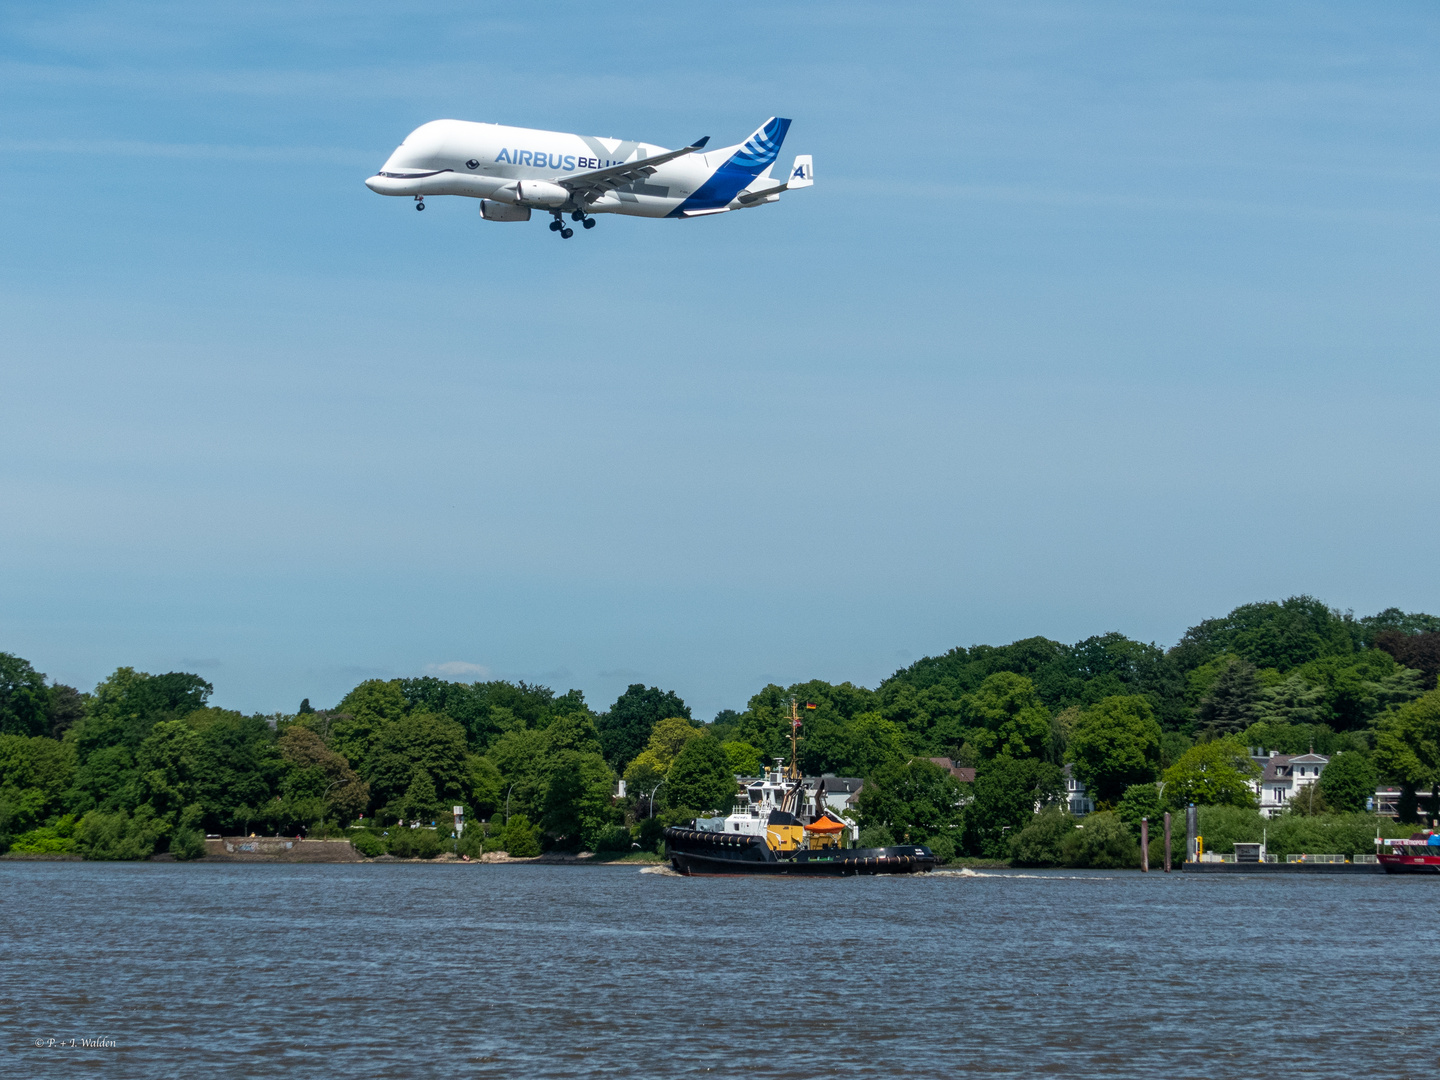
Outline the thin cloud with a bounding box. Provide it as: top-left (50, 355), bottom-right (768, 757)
top-left (424, 660), bottom-right (490, 678)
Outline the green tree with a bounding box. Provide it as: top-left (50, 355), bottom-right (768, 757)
top-left (1066, 695), bottom-right (1161, 807)
top-left (858, 757), bottom-right (966, 845)
top-left (45, 683), bottom-right (87, 740)
top-left (622, 717), bottom-right (705, 787)
top-left (541, 751), bottom-right (615, 846)
top-left (1375, 629), bottom-right (1440, 690)
top-left (134, 719), bottom-right (205, 834)
top-left (664, 736), bottom-right (737, 815)
top-left (1315, 750), bottom-right (1378, 814)
top-left (400, 769), bottom-right (440, 822)
top-left (543, 711), bottom-right (604, 757)
top-left (1161, 737), bottom-right (1259, 809)
top-left (485, 729), bottom-right (549, 822)
top-left (1195, 660), bottom-right (1264, 736)
top-left (1171, 596), bottom-right (1356, 673)
top-left (844, 713), bottom-right (907, 777)
top-left (366, 712), bottom-right (469, 820)
top-left (962, 757), bottom-right (1064, 857)
top-left (1009, 806), bottom-right (1074, 866)
top-left (463, 754), bottom-right (503, 817)
top-left (1060, 811), bottom-right (1139, 868)
top-left (722, 741), bottom-right (762, 776)
top-left (278, 724), bottom-right (368, 823)
top-left (959, 673), bottom-right (1052, 760)
top-left (1375, 690), bottom-right (1440, 819)
top-left (330, 678), bottom-right (408, 771)
top-left (597, 684), bottom-right (691, 770)
top-left (0, 654), bottom-right (51, 738)
top-left (70, 667), bottom-right (212, 758)
top-left (1115, 783), bottom-right (1161, 827)
top-left (1253, 674), bottom-right (1330, 727)
top-left (0, 734), bottom-right (77, 843)
top-left (500, 813), bottom-right (541, 857)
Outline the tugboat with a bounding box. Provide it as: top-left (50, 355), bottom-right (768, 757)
top-left (663, 700), bottom-right (936, 877)
top-left (1376, 831), bottom-right (1440, 873)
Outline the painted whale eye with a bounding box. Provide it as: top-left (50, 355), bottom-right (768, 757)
top-left (466, 159), bottom-right (479, 170)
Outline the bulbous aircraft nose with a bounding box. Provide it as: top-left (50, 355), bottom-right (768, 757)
top-left (365, 174), bottom-right (386, 193)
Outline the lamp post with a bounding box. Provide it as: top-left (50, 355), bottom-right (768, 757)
top-left (647, 781), bottom-right (665, 819)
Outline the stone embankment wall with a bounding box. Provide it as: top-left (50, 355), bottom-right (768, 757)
top-left (204, 838), bottom-right (361, 863)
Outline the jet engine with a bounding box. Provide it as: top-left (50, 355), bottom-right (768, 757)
top-left (480, 200), bottom-right (532, 222)
top-left (495, 180), bottom-right (570, 208)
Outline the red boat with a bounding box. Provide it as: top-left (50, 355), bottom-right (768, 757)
top-left (1377, 833), bottom-right (1440, 874)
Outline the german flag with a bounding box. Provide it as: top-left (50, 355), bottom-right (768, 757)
top-left (804, 703), bottom-right (817, 710)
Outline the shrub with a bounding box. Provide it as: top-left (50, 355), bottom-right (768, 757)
top-left (926, 834), bottom-right (957, 863)
top-left (9, 814), bottom-right (78, 855)
top-left (170, 827), bottom-right (206, 861)
top-left (456, 830), bottom-right (485, 858)
top-left (857, 825), bottom-right (895, 849)
top-left (1009, 807), bottom-right (1074, 867)
top-left (501, 814), bottom-right (541, 858)
top-left (1060, 811), bottom-right (1139, 868)
top-left (631, 817), bottom-right (665, 852)
top-left (76, 810), bottom-right (161, 861)
top-left (1194, 805), bottom-right (1266, 854)
top-left (388, 827), bottom-right (443, 859)
top-left (592, 824), bottom-right (631, 853)
top-left (350, 831), bottom-right (386, 858)
top-left (1265, 812), bottom-right (1413, 858)
top-left (1148, 828), bottom-right (1185, 868)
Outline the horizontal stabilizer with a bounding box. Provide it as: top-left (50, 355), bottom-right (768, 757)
top-left (735, 153), bottom-right (814, 206)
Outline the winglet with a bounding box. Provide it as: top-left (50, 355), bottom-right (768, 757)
top-left (691, 136), bottom-right (710, 149)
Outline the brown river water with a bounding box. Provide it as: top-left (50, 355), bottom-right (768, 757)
top-left (1, 862), bottom-right (1432, 1078)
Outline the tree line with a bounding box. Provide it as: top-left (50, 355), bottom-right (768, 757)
top-left (2, 595), bottom-right (1439, 863)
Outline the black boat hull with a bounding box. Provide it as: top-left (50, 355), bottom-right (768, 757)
top-left (664, 826), bottom-right (936, 876)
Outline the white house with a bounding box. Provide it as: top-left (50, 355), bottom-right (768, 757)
top-left (1253, 751), bottom-right (1329, 819)
top-left (1062, 764), bottom-right (1094, 816)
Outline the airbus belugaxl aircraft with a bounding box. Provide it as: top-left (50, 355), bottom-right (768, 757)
top-left (365, 116), bottom-right (812, 238)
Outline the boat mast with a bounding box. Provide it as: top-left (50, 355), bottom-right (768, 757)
top-left (784, 697), bottom-right (803, 813)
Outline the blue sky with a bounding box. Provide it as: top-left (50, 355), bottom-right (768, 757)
top-left (2, 1), bottom-right (1438, 718)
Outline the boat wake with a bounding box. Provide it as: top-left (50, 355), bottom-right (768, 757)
top-left (932, 868), bottom-right (1117, 880)
top-left (639, 864), bottom-right (685, 877)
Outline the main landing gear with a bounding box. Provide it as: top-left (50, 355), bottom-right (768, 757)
top-left (415, 196), bottom-right (425, 211)
top-left (550, 209), bottom-right (596, 237)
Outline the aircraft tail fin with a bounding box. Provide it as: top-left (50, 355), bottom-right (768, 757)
top-left (726, 117), bottom-right (791, 174)
top-left (787, 154), bottom-right (813, 188)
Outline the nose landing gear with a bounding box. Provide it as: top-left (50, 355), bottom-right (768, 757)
top-left (415, 196), bottom-right (425, 211)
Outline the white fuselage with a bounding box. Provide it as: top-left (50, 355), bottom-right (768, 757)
top-left (366, 119), bottom-right (776, 218)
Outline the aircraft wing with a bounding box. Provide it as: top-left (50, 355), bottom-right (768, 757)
top-left (555, 137), bottom-right (709, 201)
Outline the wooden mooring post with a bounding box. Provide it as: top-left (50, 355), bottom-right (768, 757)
top-left (1163, 812), bottom-right (1172, 872)
top-left (1140, 818), bottom-right (1149, 872)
